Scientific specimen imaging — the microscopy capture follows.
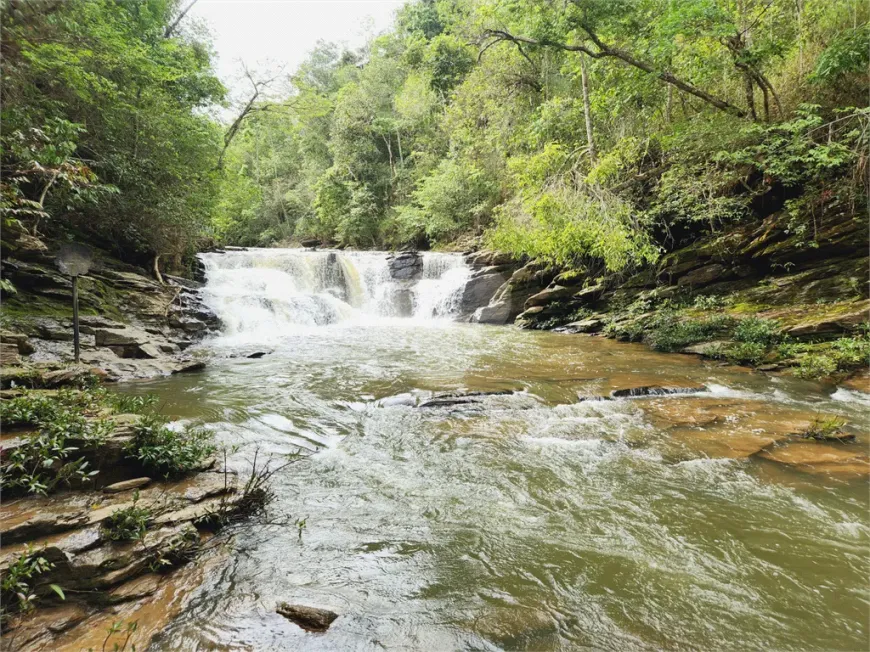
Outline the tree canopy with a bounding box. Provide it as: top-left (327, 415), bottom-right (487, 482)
top-left (2, 0), bottom-right (867, 277)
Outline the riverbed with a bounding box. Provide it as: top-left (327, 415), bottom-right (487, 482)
top-left (114, 297), bottom-right (869, 651)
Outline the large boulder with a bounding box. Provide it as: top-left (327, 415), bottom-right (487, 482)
top-left (459, 267), bottom-right (510, 316)
top-left (387, 251), bottom-right (423, 280)
top-left (471, 262), bottom-right (553, 325)
top-left (676, 263), bottom-right (732, 288)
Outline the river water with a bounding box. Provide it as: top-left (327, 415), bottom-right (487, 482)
top-left (123, 249), bottom-right (868, 651)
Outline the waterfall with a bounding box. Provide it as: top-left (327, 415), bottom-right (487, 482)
top-left (199, 248), bottom-right (471, 338)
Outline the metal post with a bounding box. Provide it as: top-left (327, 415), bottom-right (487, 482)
top-left (72, 275), bottom-right (80, 364)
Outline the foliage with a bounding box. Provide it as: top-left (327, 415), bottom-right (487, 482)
top-left (0, 390), bottom-right (112, 495)
top-left (1, 0), bottom-right (224, 267)
top-left (800, 415), bottom-right (848, 440)
top-left (101, 491), bottom-right (151, 541)
top-left (790, 333), bottom-right (870, 379)
top-left (644, 312), bottom-right (736, 352)
top-left (0, 546), bottom-right (64, 622)
top-left (129, 414), bottom-right (216, 476)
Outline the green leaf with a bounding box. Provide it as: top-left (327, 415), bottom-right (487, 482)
top-left (49, 584), bottom-right (65, 600)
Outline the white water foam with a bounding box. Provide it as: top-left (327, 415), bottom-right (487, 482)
top-left (199, 249), bottom-right (471, 341)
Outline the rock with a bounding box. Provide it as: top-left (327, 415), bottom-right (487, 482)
top-left (1, 342), bottom-right (21, 365)
top-left (173, 360), bottom-right (206, 374)
top-left (459, 269), bottom-right (509, 315)
top-left (417, 390), bottom-right (513, 408)
top-left (276, 603), bottom-right (339, 632)
top-left (471, 262), bottom-right (552, 325)
top-left (1, 330), bottom-right (35, 355)
top-left (472, 301), bottom-right (512, 325)
top-left (2, 512), bottom-right (91, 545)
top-left (681, 341), bottom-right (730, 356)
top-left (168, 314), bottom-right (207, 333)
top-left (42, 365), bottom-right (103, 388)
top-left (785, 302), bottom-right (870, 338)
top-left (611, 385), bottom-right (707, 398)
top-left (465, 250), bottom-right (514, 268)
top-left (676, 264), bottom-right (731, 288)
top-left (164, 274), bottom-right (203, 289)
top-left (136, 342), bottom-right (162, 359)
top-left (524, 285), bottom-right (574, 310)
top-left (758, 441), bottom-right (870, 477)
top-left (574, 284), bottom-right (605, 303)
top-left (79, 315), bottom-right (126, 329)
top-left (841, 370), bottom-right (870, 394)
top-left (301, 239), bottom-right (320, 249)
top-left (386, 251), bottom-right (423, 280)
top-left (247, 351), bottom-right (268, 359)
top-left (558, 318), bottom-right (603, 334)
top-left (103, 478), bottom-right (152, 494)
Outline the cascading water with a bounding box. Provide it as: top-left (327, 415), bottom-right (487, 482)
top-left (199, 248), bottom-right (470, 339)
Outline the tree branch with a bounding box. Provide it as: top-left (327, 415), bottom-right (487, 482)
top-left (481, 28), bottom-right (746, 118)
top-left (164, 0), bottom-right (199, 38)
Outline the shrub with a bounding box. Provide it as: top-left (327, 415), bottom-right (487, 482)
top-left (0, 390), bottom-right (112, 495)
top-left (0, 546), bottom-right (64, 622)
top-left (644, 313), bottom-right (735, 352)
top-left (129, 414), bottom-right (216, 476)
top-left (801, 415), bottom-right (848, 440)
top-left (733, 317), bottom-right (782, 347)
top-left (102, 492), bottom-right (151, 541)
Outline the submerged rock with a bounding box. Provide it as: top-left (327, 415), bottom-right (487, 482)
top-left (610, 385), bottom-right (707, 398)
top-left (276, 603), bottom-right (339, 632)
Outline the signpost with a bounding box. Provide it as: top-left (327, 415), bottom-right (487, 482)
top-left (55, 243), bottom-right (93, 364)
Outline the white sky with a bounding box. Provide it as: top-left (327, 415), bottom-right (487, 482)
top-left (190, 0), bottom-right (403, 98)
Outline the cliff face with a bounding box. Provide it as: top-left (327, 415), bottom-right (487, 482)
top-left (0, 226), bottom-right (217, 383)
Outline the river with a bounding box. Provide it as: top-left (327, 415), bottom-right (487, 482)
top-left (120, 249), bottom-right (869, 651)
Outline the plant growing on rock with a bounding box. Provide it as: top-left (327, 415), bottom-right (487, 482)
top-left (102, 492), bottom-right (151, 541)
top-left (0, 546), bottom-right (64, 623)
top-left (129, 414), bottom-right (216, 477)
top-left (800, 415), bottom-right (850, 441)
top-left (1, 391), bottom-right (112, 495)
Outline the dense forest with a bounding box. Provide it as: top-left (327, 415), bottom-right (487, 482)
top-left (2, 0), bottom-right (868, 278)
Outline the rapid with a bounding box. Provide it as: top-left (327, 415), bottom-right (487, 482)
top-left (121, 248), bottom-right (868, 651)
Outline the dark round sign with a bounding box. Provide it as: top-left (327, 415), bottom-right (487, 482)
top-left (56, 243), bottom-right (93, 277)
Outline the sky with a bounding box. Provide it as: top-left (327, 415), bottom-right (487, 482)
top-left (189, 0), bottom-right (403, 98)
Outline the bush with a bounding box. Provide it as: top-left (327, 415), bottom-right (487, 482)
top-left (733, 317), bottom-right (782, 347)
top-left (129, 414), bottom-right (216, 476)
top-left (0, 546), bottom-right (63, 622)
top-left (102, 492), bottom-right (151, 541)
top-left (0, 390), bottom-right (112, 495)
top-left (644, 313), bottom-right (735, 352)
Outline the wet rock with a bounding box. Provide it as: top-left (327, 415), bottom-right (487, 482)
top-left (276, 603), bottom-right (339, 632)
top-left (417, 390), bottom-right (513, 408)
top-left (841, 370), bottom-right (869, 394)
top-left (758, 441), bottom-right (870, 477)
top-left (247, 351), bottom-right (269, 359)
top-left (2, 512), bottom-right (91, 545)
top-left (387, 251), bottom-right (423, 280)
top-left (173, 359), bottom-right (206, 374)
top-left (103, 478), bottom-right (152, 494)
top-left (558, 318), bottom-right (604, 334)
top-left (610, 385), bottom-right (706, 398)
top-left (168, 314), bottom-right (208, 333)
top-left (471, 262), bottom-right (552, 324)
top-left (301, 239), bottom-right (320, 249)
top-left (165, 274), bottom-right (203, 290)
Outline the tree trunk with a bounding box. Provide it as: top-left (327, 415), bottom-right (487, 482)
top-left (579, 53), bottom-right (597, 163)
top-left (153, 254), bottom-right (164, 285)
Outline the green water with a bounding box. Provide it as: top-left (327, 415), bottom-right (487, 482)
top-left (121, 323), bottom-right (869, 651)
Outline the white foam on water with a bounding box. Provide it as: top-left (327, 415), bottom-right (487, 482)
top-left (831, 387), bottom-right (870, 407)
top-left (199, 249), bottom-right (471, 343)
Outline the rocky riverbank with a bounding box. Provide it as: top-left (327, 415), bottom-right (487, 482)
top-left (462, 208), bottom-right (869, 385)
top-left (0, 382), bottom-right (255, 650)
top-left (1, 230), bottom-right (219, 384)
